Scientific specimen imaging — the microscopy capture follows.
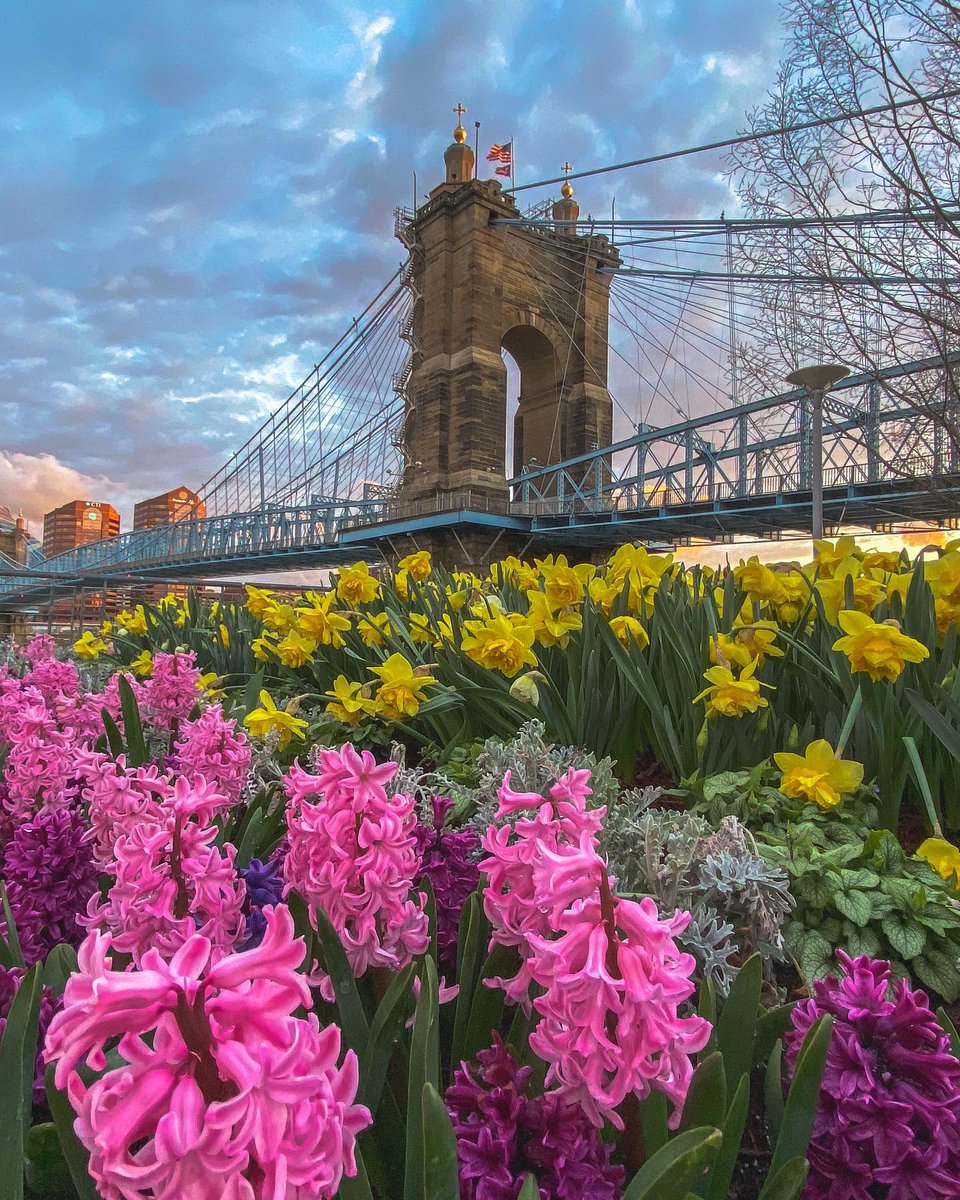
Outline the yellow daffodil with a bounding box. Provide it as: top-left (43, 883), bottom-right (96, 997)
top-left (295, 592), bottom-right (351, 648)
top-left (277, 630), bottom-right (317, 668)
top-left (218, 623), bottom-right (230, 648)
top-left (772, 571), bottom-right (811, 626)
top-left (324, 675), bottom-right (374, 725)
top-left (490, 556), bottom-right (539, 591)
top-left (589, 576), bottom-right (622, 616)
top-left (197, 671), bottom-right (222, 699)
top-left (336, 561), bottom-right (380, 606)
top-left (607, 544), bottom-right (673, 586)
top-left (886, 571), bottom-right (913, 606)
top-left (924, 551), bottom-right (960, 604)
top-left (694, 658), bottom-right (773, 718)
top-left (815, 558), bottom-right (885, 624)
top-left (129, 650), bottom-right (154, 678)
top-left (408, 612), bottom-right (439, 646)
top-left (509, 670), bottom-right (546, 706)
top-left (935, 597), bottom-right (960, 638)
top-left (368, 653), bottom-right (436, 720)
top-left (243, 690), bottom-right (308, 748)
top-left (609, 614), bottom-right (649, 648)
top-left (245, 585), bottom-right (276, 619)
top-left (358, 611), bottom-right (392, 647)
top-left (525, 591), bottom-right (582, 648)
top-left (774, 739), bottom-right (864, 809)
top-left (733, 558), bottom-right (786, 607)
top-left (394, 568), bottom-right (410, 600)
top-left (711, 621), bottom-right (783, 669)
top-left (73, 631), bottom-right (109, 660)
top-left (535, 554), bottom-right (591, 608)
top-left (812, 536), bottom-right (861, 576)
top-left (117, 606), bottom-right (148, 637)
top-left (398, 550), bottom-right (432, 582)
top-left (915, 837), bottom-right (960, 888)
top-left (461, 612), bottom-right (538, 678)
top-left (252, 633), bottom-right (279, 661)
top-left (861, 549), bottom-right (903, 575)
top-left (445, 586), bottom-right (470, 612)
top-left (99, 619), bottom-right (114, 636)
top-left (832, 612), bottom-right (929, 682)
top-left (260, 601), bottom-right (299, 634)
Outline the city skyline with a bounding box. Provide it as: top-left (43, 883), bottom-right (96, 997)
top-left (1, 0), bottom-right (785, 531)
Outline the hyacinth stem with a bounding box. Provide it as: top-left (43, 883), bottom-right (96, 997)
top-left (170, 814), bottom-right (190, 920)
top-left (597, 868), bottom-right (622, 981)
top-left (173, 988), bottom-right (238, 1103)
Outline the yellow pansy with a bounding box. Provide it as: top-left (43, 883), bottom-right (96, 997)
top-left (325, 676), bottom-right (374, 725)
top-left (336, 561), bottom-right (380, 606)
top-left (129, 650), bottom-right (154, 678)
top-left (525, 591), bottom-right (583, 648)
top-left (369, 653), bottom-right (436, 720)
top-left (243, 690), bottom-right (308, 748)
top-left (461, 612), bottom-right (538, 678)
top-left (358, 611), bottom-right (392, 647)
top-left (712, 621), bottom-right (784, 669)
top-left (398, 550), bottom-right (433, 582)
top-left (74, 631), bottom-right (109, 661)
top-left (832, 612), bottom-right (929, 682)
top-left (915, 837), bottom-right (960, 888)
top-left (277, 630), bottom-right (317, 668)
top-left (774, 739), bottom-right (864, 809)
top-left (609, 615), bottom-right (649, 648)
top-left (694, 658), bottom-right (773, 718)
top-left (295, 592), bottom-right (351, 648)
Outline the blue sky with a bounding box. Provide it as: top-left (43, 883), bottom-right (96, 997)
top-left (0, 0), bottom-right (785, 529)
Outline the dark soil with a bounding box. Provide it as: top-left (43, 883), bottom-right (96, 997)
top-left (627, 750), bottom-right (677, 794)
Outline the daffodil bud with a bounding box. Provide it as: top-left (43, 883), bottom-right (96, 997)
top-left (696, 716), bottom-right (710, 758)
top-left (510, 671), bottom-right (543, 706)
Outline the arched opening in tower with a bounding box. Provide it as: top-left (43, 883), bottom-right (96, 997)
top-left (500, 324), bottom-right (565, 480)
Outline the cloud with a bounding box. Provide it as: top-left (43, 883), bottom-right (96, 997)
top-left (0, 451), bottom-right (136, 534)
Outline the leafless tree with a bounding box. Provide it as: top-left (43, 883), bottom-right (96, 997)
top-left (726, 0), bottom-right (960, 484)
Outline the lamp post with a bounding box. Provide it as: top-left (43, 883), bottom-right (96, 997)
top-left (785, 363), bottom-right (851, 540)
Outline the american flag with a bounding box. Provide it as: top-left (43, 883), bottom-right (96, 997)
top-left (487, 141), bottom-right (512, 176)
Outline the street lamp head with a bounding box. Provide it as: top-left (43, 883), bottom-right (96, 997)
top-left (786, 363), bottom-right (851, 392)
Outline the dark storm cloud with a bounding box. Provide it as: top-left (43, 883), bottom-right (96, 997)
top-left (1, 0), bottom-right (784, 530)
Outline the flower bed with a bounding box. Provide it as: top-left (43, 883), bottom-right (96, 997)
top-left (1, 536), bottom-right (959, 1198)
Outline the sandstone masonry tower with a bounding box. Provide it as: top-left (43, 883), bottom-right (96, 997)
top-left (396, 112), bottom-right (620, 544)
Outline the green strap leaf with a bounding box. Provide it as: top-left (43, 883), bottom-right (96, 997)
top-left (716, 952), bottom-right (762, 1091)
top-left (42, 943), bottom-right (79, 997)
top-left (422, 1082), bottom-right (460, 1200)
top-left (100, 707), bottom-right (124, 759)
top-left (336, 1145), bottom-right (374, 1200)
top-left (25, 1122), bottom-right (81, 1199)
top-left (705, 1072), bottom-right (749, 1200)
top-left (622, 1126), bottom-right (722, 1200)
top-left (680, 1052), bottom-right (727, 1132)
top-left (637, 1089), bottom-right (670, 1160)
top-left (117, 674), bottom-right (148, 767)
top-left (0, 881), bottom-right (25, 969)
top-left (450, 893), bottom-right (484, 1082)
top-left (757, 1156), bottom-right (810, 1200)
top-left (311, 904), bottom-right (371, 1059)
top-left (45, 1064), bottom-right (99, 1200)
top-left (517, 1175), bottom-right (540, 1199)
top-left (936, 1006), bottom-right (960, 1058)
top-left (764, 1039), bottom-right (785, 1146)
top-left (0, 965), bottom-right (43, 1200)
top-left (769, 1015), bottom-right (833, 1178)
top-left (461, 943), bottom-right (515, 1066)
top-left (405, 957), bottom-right (440, 1200)
top-left (359, 962), bottom-right (415, 1113)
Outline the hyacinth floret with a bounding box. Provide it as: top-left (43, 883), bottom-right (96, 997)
top-left (283, 743), bottom-right (429, 990)
top-left (2, 804), bottom-right (98, 965)
top-left (239, 857), bottom-right (285, 948)
top-left (787, 951), bottom-right (960, 1200)
top-left (44, 905), bottom-right (370, 1200)
top-left (82, 752), bottom-right (176, 867)
top-left (446, 1036), bottom-right (623, 1200)
top-left (172, 704), bottom-right (251, 806)
top-left (139, 650), bottom-right (202, 730)
top-left (481, 767), bottom-right (710, 1128)
top-left (85, 774), bottom-right (245, 966)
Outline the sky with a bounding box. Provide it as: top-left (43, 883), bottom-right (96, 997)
top-left (0, 0), bottom-right (788, 534)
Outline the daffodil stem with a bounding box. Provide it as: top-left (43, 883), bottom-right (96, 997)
top-left (835, 687), bottom-right (863, 756)
top-left (903, 735), bottom-right (943, 837)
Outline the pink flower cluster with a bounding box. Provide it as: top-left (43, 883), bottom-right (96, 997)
top-left (480, 768), bottom-right (711, 1128)
top-left (44, 905), bottom-right (370, 1200)
top-left (171, 705), bottom-right (252, 805)
top-left (283, 744), bottom-right (429, 990)
top-left (85, 772), bottom-right (245, 965)
top-left (140, 650), bottom-right (202, 730)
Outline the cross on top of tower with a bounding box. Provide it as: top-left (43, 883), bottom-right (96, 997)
top-left (453, 102), bottom-right (467, 143)
top-left (561, 162), bottom-right (574, 199)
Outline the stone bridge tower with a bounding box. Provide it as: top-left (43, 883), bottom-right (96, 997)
top-left (396, 115), bottom-right (620, 527)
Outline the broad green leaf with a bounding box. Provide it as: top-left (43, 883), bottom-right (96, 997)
top-left (622, 1126), bottom-right (722, 1200)
top-left (769, 1015), bottom-right (832, 1178)
top-left (45, 1065), bottom-right (99, 1200)
top-left (311, 905), bottom-right (370, 1056)
top-left (25, 1123), bottom-right (79, 1199)
top-left (753, 1005), bottom-right (795, 1067)
top-left (913, 949), bottom-right (960, 1002)
top-left (117, 674), bottom-right (148, 767)
top-left (757, 1156), bottom-right (810, 1200)
top-left (834, 889), bottom-right (872, 927)
top-left (842, 926), bottom-right (881, 959)
top-left (796, 931), bottom-right (833, 983)
top-left (336, 1145), bottom-right (374, 1200)
top-left (716, 953), bottom-right (762, 1090)
top-left (0, 965), bottom-right (43, 1200)
top-left (680, 1052), bottom-right (726, 1132)
top-left (42, 944), bottom-right (79, 997)
top-left (881, 915), bottom-right (926, 960)
top-left (638, 1089), bottom-right (670, 1159)
top-left (422, 1082), bottom-right (460, 1200)
top-left (359, 962), bottom-right (415, 1113)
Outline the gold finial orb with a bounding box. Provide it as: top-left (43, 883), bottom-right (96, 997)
top-left (560, 161), bottom-right (574, 198)
top-left (453, 102), bottom-right (467, 143)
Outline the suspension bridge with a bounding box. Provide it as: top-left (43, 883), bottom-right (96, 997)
top-left (3, 118), bottom-right (959, 614)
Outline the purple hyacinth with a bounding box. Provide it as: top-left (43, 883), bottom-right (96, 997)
top-left (239, 857), bottom-right (285, 947)
top-left (412, 796), bottom-right (480, 968)
top-left (0, 966), bottom-right (58, 1104)
top-left (786, 951), bottom-right (960, 1200)
top-left (446, 1036), bottom-right (623, 1200)
top-left (3, 806), bottom-right (98, 965)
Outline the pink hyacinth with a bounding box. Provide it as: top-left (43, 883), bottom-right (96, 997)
top-left (82, 752), bottom-right (175, 867)
top-left (480, 768), bottom-right (711, 1128)
top-left (140, 651), bottom-right (202, 731)
top-left (22, 632), bottom-right (57, 664)
top-left (283, 744), bottom-right (429, 991)
top-left (1, 689), bottom-right (84, 819)
top-left (85, 774), bottom-right (245, 965)
top-left (171, 705), bottom-right (251, 806)
top-left (44, 905), bottom-right (370, 1200)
